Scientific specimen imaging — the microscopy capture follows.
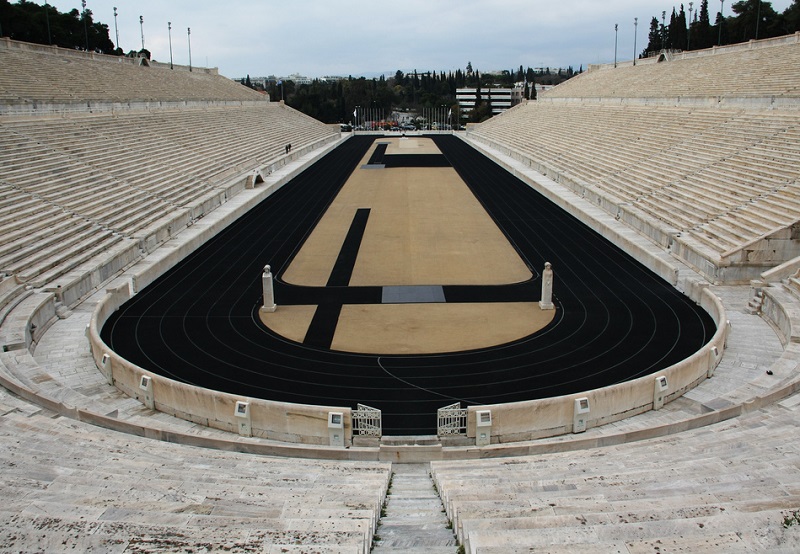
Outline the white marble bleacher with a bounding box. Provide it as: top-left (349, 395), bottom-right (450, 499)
top-left (0, 386), bottom-right (390, 553)
top-left (0, 101), bottom-right (337, 203)
top-left (470, 100), bottom-right (800, 259)
top-left (0, 130), bottom-right (139, 286)
top-left (5, 115), bottom-right (213, 211)
top-left (0, 108), bottom-right (337, 292)
top-left (470, 35), bottom-right (800, 264)
top-left (145, 105), bottom-right (299, 172)
top-left (0, 140), bottom-right (351, 437)
top-left (432, 399), bottom-right (800, 552)
top-left (692, 181), bottom-right (800, 254)
top-left (545, 36), bottom-right (800, 100)
top-left (2, 32), bottom-right (800, 553)
top-left (0, 40), bottom-right (341, 368)
top-left (0, 44), bottom-right (264, 105)
top-left (0, 273), bottom-right (31, 336)
top-left (0, 192), bottom-right (89, 275)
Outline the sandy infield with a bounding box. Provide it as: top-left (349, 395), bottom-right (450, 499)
top-left (262, 137), bottom-right (554, 354)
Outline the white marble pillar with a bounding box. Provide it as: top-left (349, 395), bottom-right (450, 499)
top-left (261, 264), bottom-right (277, 313)
top-left (539, 262), bottom-right (554, 310)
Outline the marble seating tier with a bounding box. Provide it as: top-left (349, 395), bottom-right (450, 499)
top-left (0, 386), bottom-right (390, 553)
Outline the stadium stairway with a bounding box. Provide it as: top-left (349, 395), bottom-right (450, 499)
top-left (371, 464), bottom-right (457, 553)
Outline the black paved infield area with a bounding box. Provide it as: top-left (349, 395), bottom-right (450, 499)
top-left (102, 135), bottom-right (716, 435)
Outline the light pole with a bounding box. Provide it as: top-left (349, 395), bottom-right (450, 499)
top-left (755, 0), bottom-right (762, 40)
top-left (187, 27), bottom-right (192, 72)
top-left (633, 17), bottom-right (638, 65)
top-left (661, 10), bottom-right (667, 50)
top-left (113, 7), bottom-right (119, 51)
top-left (82, 0), bottom-right (89, 51)
top-left (44, 2), bottom-right (52, 45)
top-left (718, 0), bottom-right (725, 46)
top-left (614, 24), bottom-right (618, 68)
top-left (139, 15), bottom-right (145, 51)
top-left (168, 22), bottom-right (173, 69)
top-left (688, 2), bottom-right (694, 50)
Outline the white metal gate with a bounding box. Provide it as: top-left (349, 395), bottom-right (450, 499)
top-left (437, 402), bottom-right (467, 436)
top-left (352, 403), bottom-right (382, 436)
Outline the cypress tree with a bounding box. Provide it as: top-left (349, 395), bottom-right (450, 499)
top-left (698, 0), bottom-right (713, 48)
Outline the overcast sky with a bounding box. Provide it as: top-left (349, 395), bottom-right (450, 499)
top-left (41, 0), bottom-right (794, 79)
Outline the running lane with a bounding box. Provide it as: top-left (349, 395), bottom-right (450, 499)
top-left (102, 135), bottom-right (715, 435)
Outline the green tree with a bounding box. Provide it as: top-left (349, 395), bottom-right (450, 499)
top-left (644, 16), bottom-right (661, 54)
top-left (669, 6), bottom-right (688, 51)
top-left (239, 62), bottom-right (574, 124)
top-left (785, 0), bottom-right (800, 33)
top-left (667, 8), bottom-right (677, 49)
top-left (470, 100), bottom-right (492, 123)
top-left (696, 0), bottom-right (714, 48)
top-left (729, 0), bottom-right (780, 41)
top-left (0, 0), bottom-right (114, 52)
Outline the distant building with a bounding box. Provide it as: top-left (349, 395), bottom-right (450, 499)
top-left (237, 74), bottom-right (326, 88)
top-left (235, 76), bottom-right (272, 88)
top-left (287, 73), bottom-right (312, 85)
top-left (456, 85), bottom-right (524, 118)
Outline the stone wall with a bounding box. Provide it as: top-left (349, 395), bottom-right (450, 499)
top-left (88, 282), bottom-right (353, 445)
top-left (465, 284), bottom-right (728, 443)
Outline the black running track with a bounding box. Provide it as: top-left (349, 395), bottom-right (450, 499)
top-left (102, 135), bottom-right (716, 435)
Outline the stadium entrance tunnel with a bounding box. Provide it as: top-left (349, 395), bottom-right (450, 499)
top-left (101, 135), bottom-right (716, 436)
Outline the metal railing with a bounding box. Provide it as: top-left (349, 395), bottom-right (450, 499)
top-left (437, 402), bottom-right (467, 436)
top-left (352, 403), bottom-right (382, 436)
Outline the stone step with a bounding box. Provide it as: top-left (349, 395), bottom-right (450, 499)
top-left (381, 435), bottom-right (441, 446)
top-left (371, 464), bottom-right (457, 553)
top-left (463, 511), bottom-right (782, 553)
top-left (373, 549), bottom-right (456, 554)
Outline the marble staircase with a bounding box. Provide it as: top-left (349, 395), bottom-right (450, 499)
top-left (371, 464), bottom-right (457, 554)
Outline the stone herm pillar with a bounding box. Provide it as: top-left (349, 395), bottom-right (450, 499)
top-left (475, 410), bottom-right (492, 447)
top-left (234, 401), bottom-right (252, 437)
top-left (328, 412), bottom-right (344, 447)
top-left (261, 265), bottom-right (277, 313)
top-left (139, 375), bottom-right (155, 410)
top-left (539, 262), bottom-right (554, 310)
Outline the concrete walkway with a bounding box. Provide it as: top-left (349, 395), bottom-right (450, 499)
top-left (371, 464), bottom-right (457, 553)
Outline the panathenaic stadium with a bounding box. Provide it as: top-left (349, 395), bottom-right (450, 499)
top-left (2, 32), bottom-right (800, 552)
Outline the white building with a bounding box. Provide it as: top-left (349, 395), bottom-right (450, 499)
top-left (287, 73), bottom-right (312, 85)
top-left (456, 85), bottom-right (524, 118)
